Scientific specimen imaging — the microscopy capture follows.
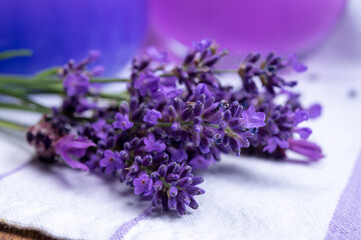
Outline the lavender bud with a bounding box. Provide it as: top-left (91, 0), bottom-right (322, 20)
top-left (142, 155), bottom-right (153, 166)
top-left (168, 186), bottom-right (178, 197)
top-left (214, 134), bottom-right (222, 144)
top-left (177, 202), bottom-right (187, 215)
top-left (165, 173), bottom-right (179, 183)
top-left (186, 186), bottom-right (205, 195)
top-left (154, 152), bottom-right (169, 163)
top-left (167, 162), bottom-right (177, 173)
top-left (130, 137), bottom-right (140, 148)
top-left (135, 156), bottom-right (143, 165)
top-left (194, 101), bottom-right (204, 116)
top-left (222, 134), bottom-right (229, 146)
top-left (188, 196), bottom-right (199, 209)
top-left (174, 97), bottom-right (184, 111)
top-left (158, 164), bottom-right (167, 177)
top-left (230, 101), bottom-right (239, 117)
top-left (198, 94), bottom-right (206, 104)
top-left (238, 136), bottom-right (250, 148)
top-left (204, 55), bottom-right (220, 67)
top-left (205, 96), bottom-right (215, 108)
top-left (171, 121), bottom-right (181, 131)
top-left (193, 124), bottom-right (202, 133)
top-left (223, 110), bottom-right (231, 122)
top-left (177, 190), bottom-right (191, 205)
top-left (177, 177), bottom-right (193, 188)
top-left (248, 53), bottom-right (261, 63)
top-left (120, 102), bottom-right (129, 114)
top-left (119, 150), bottom-right (129, 161)
top-left (180, 165), bottom-right (192, 178)
top-left (151, 171), bottom-right (161, 180)
top-left (168, 105), bottom-right (177, 119)
top-left (168, 197), bottom-right (177, 210)
top-left (234, 105), bottom-right (244, 118)
top-left (192, 132), bottom-right (201, 146)
top-left (130, 164), bottom-right (139, 173)
top-left (183, 50), bottom-right (196, 64)
top-left (152, 191), bottom-right (162, 207)
top-left (126, 173), bottom-right (136, 184)
top-left (181, 109), bottom-right (192, 120)
top-left (153, 179), bottom-right (163, 191)
top-left (202, 128), bottom-right (215, 138)
top-left (123, 142), bottom-right (131, 151)
top-left (172, 163), bottom-right (181, 174)
top-left (193, 117), bottom-right (202, 125)
top-left (218, 120), bottom-right (227, 131)
top-left (130, 96), bottom-right (139, 111)
top-left (191, 176), bottom-right (204, 185)
top-left (229, 137), bottom-right (241, 156)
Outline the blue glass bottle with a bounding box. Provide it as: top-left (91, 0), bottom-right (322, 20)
top-left (0, 0), bottom-right (147, 75)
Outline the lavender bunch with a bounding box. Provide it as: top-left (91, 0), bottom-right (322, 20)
top-left (0, 40), bottom-right (323, 215)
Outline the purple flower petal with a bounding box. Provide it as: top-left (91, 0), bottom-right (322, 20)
top-left (288, 139), bottom-right (324, 161)
top-left (63, 73), bottom-right (90, 96)
top-left (55, 135), bottom-right (95, 171)
top-left (293, 109), bottom-right (309, 124)
top-left (113, 113), bottom-right (133, 131)
top-left (147, 47), bottom-right (168, 63)
top-left (167, 147), bottom-right (188, 163)
top-left (307, 103), bottom-right (322, 119)
top-left (241, 105), bottom-right (266, 128)
top-left (192, 39), bottom-right (212, 52)
top-left (295, 127), bottom-right (312, 140)
top-left (143, 109), bottom-right (162, 125)
top-left (288, 54), bottom-right (308, 73)
top-left (263, 137), bottom-right (289, 153)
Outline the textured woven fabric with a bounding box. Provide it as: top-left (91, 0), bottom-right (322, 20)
top-left (324, 151), bottom-right (361, 240)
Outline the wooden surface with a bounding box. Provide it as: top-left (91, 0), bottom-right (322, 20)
top-left (0, 223), bottom-right (57, 240)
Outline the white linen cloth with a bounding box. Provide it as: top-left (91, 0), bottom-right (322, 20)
top-left (1, 1), bottom-right (361, 239)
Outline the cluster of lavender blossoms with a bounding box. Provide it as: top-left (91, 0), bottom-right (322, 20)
top-left (26, 40), bottom-right (323, 215)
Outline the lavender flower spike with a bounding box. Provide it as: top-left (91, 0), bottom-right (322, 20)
top-left (22, 40), bottom-right (324, 216)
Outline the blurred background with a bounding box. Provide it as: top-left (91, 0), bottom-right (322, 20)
top-left (0, 0), bottom-right (359, 75)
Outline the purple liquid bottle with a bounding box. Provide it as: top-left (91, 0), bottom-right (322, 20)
top-left (150, 0), bottom-right (346, 55)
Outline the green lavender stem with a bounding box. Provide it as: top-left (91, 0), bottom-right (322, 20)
top-left (0, 102), bottom-right (51, 114)
top-left (0, 118), bottom-right (29, 132)
top-left (0, 88), bottom-right (49, 110)
top-left (0, 49), bottom-right (32, 61)
top-left (0, 75), bottom-right (129, 85)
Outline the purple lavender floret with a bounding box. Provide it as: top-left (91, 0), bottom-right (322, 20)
top-left (54, 135), bottom-right (95, 171)
top-left (143, 109), bottom-right (162, 125)
top-left (99, 150), bottom-right (123, 174)
top-left (133, 174), bottom-right (153, 196)
top-left (26, 39), bottom-right (323, 216)
top-left (144, 133), bottom-right (166, 153)
top-left (241, 105), bottom-right (266, 128)
top-left (113, 113), bottom-right (133, 131)
top-left (63, 73), bottom-right (90, 96)
top-left (92, 119), bottom-right (111, 140)
top-left (288, 54), bottom-right (308, 73)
